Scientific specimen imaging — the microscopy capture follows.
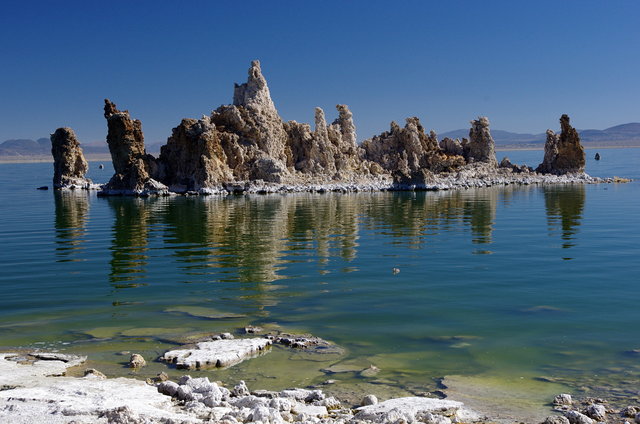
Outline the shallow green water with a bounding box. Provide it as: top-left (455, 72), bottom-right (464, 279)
top-left (1, 149), bottom-right (639, 410)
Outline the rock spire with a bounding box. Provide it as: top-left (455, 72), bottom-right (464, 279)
top-left (101, 99), bottom-right (166, 195)
top-left (50, 127), bottom-right (92, 189)
top-left (466, 117), bottom-right (497, 166)
top-left (536, 114), bottom-right (586, 175)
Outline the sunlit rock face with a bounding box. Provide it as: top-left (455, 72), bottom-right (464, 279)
top-left (102, 99), bottom-right (166, 194)
top-left (537, 114), bottom-right (586, 175)
top-left (361, 117), bottom-right (465, 184)
top-left (158, 116), bottom-right (233, 193)
top-left (50, 127), bottom-right (92, 189)
top-left (79, 61), bottom-right (596, 196)
top-left (286, 104), bottom-right (371, 180)
top-left (211, 60), bottom-right (291, 183)
top-left (466, 116), bottom-right (497, 166)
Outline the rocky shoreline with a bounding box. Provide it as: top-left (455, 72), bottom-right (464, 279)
top-left (2, 340), bottom-right (639, 424)
top-left (47, 60), bottom-right (622, 196)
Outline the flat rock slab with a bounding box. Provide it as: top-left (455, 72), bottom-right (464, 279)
top-left (355, 396), bottom-right (479, 422)
top-left (162, 338), bottom-right (272, 369)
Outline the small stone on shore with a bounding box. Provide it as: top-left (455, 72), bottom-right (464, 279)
top-left (361, 394), bottom-right (378, 406)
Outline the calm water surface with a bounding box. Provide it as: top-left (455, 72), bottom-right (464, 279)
top-left (0, 148), bottom-right (639, 408)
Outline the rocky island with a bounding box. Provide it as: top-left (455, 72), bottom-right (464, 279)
top-left (50, 60), bottom-right (599, 195)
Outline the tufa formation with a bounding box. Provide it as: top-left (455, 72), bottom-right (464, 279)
top-left (536, 114), bottom-right (586, 175)
top-left (50, 127), bottom-right (92, 189)
top-left (102, 100), bottom-right (167, 195)
top-left (51, 60), bottom-right (591, 194)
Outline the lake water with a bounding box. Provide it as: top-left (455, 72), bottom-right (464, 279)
top-left (0, 148), bottom-right (639, 416)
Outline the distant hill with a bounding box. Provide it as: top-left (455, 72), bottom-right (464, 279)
top-left (2, 123), bottom-right (640, 158)
top-left (440, 122), bottom-right (640, 147)
top-left (0, 139), bottom-right (162, 158)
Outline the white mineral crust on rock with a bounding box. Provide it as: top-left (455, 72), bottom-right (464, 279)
top-left (162, 337), bottom-right (272, 369)
top-left (0, 353), bottom-right (197, 423)
top-left (355, 396), bottom-right (479, 422)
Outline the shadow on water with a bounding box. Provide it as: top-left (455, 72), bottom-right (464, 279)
top-left (54, 190), bottom-right (89, 262)
top-left (543, 185), bottom-right (585, 251)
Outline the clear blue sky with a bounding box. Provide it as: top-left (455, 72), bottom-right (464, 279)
top-left (1, 0), bottom-right (639, 144)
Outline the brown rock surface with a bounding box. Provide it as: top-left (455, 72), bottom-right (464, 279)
top-left (536, 114), bottom-right (586, 175)
top-left (158, 116), bottom-right (233, 192)
top-left (102, 99), bottom-right (166, 194)
top-left (50, 127), bottom-right (92, 189)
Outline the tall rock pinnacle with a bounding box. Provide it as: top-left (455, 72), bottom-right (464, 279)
top-left (536, 114), bottom-right (585, 174)
top-left (233, 60), bottom-right (277, 113)
top-left (466, 117), bottom-right (497, 166)
top-left (50, 127), bottom-right (92, 189)
top-left (101, 99), bottom-right (166, 194)
top-left (212, 60), bottom-right (290, 180)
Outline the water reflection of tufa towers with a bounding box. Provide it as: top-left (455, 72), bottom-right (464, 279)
top-left (52, 187), bottom-right (585, 302)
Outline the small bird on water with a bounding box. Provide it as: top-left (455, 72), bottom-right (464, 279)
top-left (392, 267), bottom-right (400, 274)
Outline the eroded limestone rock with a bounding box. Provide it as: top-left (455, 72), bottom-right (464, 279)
top-left (361, 117), bottom-right (465, 184)
top-left (50, 127), bottom-right (93, 189)
top-left (158, 116), bottom-right (233, 193)
top-left (537, 115), bottom-right (586, 175)
top-left (211, 60), bottom-right (291, 183)
top-left (466, 117), bottom-right (497, 166)
top-left (286, 104), bottom-right (368, 180)
top-left (101, 99), bottom-right (167, 195)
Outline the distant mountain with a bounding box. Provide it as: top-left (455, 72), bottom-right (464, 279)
top-left (2, 123), bottom-right (640, 157)
top-left (440, 122), bottom-right (640, 147)
top-left (0, 138), bottom-right (51, 156)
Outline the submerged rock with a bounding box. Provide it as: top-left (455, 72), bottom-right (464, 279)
top-left (128, 353), bottom-right (146, 368)
top-left (101, 99), bottom-right (167, 195)
top-left (50, 127), bottom-right (93, 189)
top-left (537, 114), bottom-right (586, 175)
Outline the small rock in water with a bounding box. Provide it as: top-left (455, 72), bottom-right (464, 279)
top-left (244, 325), bottom-right (263, 334)
top-left (83, 368), bottom-right (106, 379)
top-left (554, 393), bottom-right (573, 406)
top-left (360, 365), bottom-right (380, 377)
top-left (392, 267), bottom-right (400, 274)
top-left (361, 394), bottom-right (378, 406)
top-left (128, 353), bottom-right (146, 368)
